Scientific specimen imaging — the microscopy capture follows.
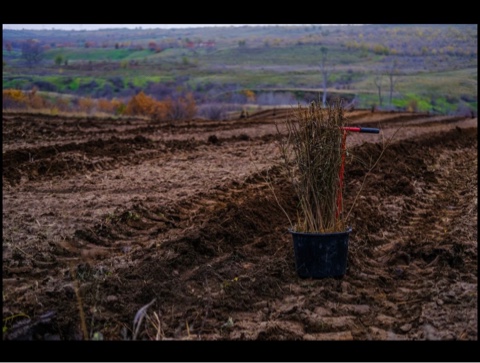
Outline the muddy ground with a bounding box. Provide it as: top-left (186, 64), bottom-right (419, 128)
top-left (2, 107), bottom-right (478, 351)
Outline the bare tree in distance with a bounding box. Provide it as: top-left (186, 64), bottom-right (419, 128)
top-left (319, 47), bottom-right (335, 107)
top-left (387, 58), bottom-right (399, 108)
top-left (21, 39), bottom-right (44, 68)
top-left (374, 74), bottom-right (384, 108)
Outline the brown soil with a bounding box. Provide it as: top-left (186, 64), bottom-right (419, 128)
top-left (2, 108), bottom-right (477, 350)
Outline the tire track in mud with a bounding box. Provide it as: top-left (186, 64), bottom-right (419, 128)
top-left (53, 165), bottom-right (290, 258)
top-left (344, 126), bottom-right (477, 340)
top-left (350, 114), bottom-right (469, 130)
top-left (2, 111), bottom-right (276, 148)
top-left (58, 126), bottom-right (477, 340)
top-left (219, 126), bottom-right (477, 341)
top-left (3, 108), bottom-right (289, 188)
top-left (2, 132), bottom-right (279, 186)
top-left (2, 110), bottom-right (477, 341)
top-left (31, 164), bottom-right (298, 340)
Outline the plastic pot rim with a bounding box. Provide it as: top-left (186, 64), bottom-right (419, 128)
top-left (288, 227), bottom-right (352, 237)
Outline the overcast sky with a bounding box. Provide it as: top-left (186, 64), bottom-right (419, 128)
top-left (3, 24), bottom-right (356, 31)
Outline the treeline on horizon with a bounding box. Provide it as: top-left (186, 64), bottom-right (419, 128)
top-left (4, 24), bottom-right (477, 57)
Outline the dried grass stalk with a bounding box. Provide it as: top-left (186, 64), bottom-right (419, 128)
top-left (278, 99), bottom-right (346, 233)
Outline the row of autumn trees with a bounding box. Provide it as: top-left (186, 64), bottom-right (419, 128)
top-left (2, 88), bottom-right (197, 121)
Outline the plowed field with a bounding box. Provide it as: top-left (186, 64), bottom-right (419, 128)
top-left (2, 108), bottom-right (477, 348)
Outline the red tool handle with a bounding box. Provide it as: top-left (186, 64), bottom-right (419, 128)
top-left (336, 126), bottom-right (380, 220)
top-left (341, 127), bottom-right (380, 133)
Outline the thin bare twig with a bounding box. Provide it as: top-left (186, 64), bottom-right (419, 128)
top-left (69, 263), bottom-right (89, 340)
top-left (132, 298), bottom-right (156, 340)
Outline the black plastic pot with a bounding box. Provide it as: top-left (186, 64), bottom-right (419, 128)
top-left (289, 227), bottom-right (352, 278)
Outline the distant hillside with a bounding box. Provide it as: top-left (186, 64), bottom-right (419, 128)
top-left (2, 24), bottom-right (477, 115)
